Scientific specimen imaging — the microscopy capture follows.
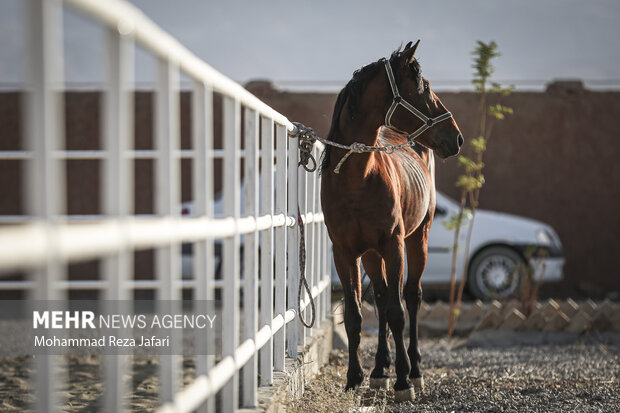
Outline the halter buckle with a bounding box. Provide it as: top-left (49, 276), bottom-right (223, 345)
top-left (426, 118), bottom-right (434, 127)
top-left (393, 96), bottom-right (402, 103)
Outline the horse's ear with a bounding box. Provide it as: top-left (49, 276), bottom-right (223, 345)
top-left (401, 39), bottom-right (420, 65)
top-left (411, 39), bottom-right (420, 56)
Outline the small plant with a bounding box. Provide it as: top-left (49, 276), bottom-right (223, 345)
top-left (518, 246), bottom-right (548, 317)
top-left (446, 41), bottom-right (513, 337)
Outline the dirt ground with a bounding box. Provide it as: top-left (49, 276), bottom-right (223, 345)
top-left (0, 355), bottom-right (195, 412)
top-left (1, 333), bottom-right (618, 412)
top-left (291, 333), bottom-right (620, 413)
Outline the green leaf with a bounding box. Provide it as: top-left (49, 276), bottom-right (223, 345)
top-left (502, 84), bottom-right (516, 96)
top-left (456, 175), bottom-right (483, 191)
top-left (470, 136), bottom-right (487, 153)
top-left (490, 82), bottom-right (502, 93)
top-left (442, 211), bottom-right (469, 230)
top-left (487, 104), bottom-right (514, 120)
top-left (457, 156), bottom-right (484, 173)
top-left (471, 41), bottom-right (501, 90)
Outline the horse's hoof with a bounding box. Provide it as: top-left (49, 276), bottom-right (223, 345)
top-left (345, 371), bottom-right (364, 391)
top-left (369, 377), bottom-right (390, 389)
top-left (344, 383), bottom-right (360, 392)
top-left (413, 377), bottom-right (424, 394)
top-left (393, 387), bottom-right (415, 403)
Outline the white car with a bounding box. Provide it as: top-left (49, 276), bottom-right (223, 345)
top-left (410, 192), bottom-right (563, 300)
top-left (182, 191), bottom-right (565, 300)
top-left (330, 192), bottom-right (564, 300)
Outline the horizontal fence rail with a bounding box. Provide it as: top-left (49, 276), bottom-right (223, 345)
top-left (0, 0), bottom-right (332, 412)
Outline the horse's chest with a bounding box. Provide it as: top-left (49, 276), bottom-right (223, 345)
top-left (322, 188), bottom-right (397, 238)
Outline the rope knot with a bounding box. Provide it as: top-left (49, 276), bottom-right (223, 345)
top-left (350, 142), bottom-right (367, 153)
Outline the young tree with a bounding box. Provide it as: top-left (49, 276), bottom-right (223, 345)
top-left (446, 41), bottom-right (513, 336)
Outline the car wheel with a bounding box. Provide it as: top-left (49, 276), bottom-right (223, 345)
top-left (467, 246), bottom-right (523, 301)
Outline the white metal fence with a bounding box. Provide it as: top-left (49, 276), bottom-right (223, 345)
top-left (0, 0), bottom-right (331, 411)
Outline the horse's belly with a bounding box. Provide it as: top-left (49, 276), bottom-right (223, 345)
top-left (403, 205), bottom-right (428, 235)
top-left (399, 156), bottom-right (432, 233)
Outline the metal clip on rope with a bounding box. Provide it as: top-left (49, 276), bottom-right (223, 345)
top-left (291, 122), bottom-right (318, 173)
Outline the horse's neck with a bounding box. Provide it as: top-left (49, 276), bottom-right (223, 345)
top-left (377, 127), bottom-right (435, 167)
top-left (326, 124), bottom-right (379, 177)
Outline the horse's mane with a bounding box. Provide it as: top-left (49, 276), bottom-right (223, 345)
top-left (319, 45), bottom-right (422, 174)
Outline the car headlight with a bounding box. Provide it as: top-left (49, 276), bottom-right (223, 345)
top-left (536, 229), bottom-right (553, 246)
top-left (537, 228), bottom-right (562, 250)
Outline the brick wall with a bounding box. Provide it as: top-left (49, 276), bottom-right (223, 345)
top-left (1, 81), bottom-right (619, 294)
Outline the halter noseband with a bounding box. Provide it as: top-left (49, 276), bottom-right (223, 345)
top-left (383, 60), bottom-right (453, 141)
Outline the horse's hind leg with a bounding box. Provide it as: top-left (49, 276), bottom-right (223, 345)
top-left (381, 235), bottom-right (414, 401)
top-left (333, 246), bottom-right (364, 390)
top-left (361, 251), bottom-right (391, 389)
top-left (404, 220), bottom-right (432, 394)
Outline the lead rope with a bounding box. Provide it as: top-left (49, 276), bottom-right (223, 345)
top-left (296, 206), bottom-right (316, 328)
top-left (291, 122), bottom-right (416, 174)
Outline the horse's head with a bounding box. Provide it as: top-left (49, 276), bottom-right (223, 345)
top-left (371, 40), bottom-right (464, 158)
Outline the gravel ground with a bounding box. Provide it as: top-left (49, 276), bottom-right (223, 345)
top-left (294, 333), bottom-right (620, 413)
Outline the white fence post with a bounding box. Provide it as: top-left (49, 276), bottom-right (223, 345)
top-left (155, 57), bottom-right (182, 404)
top-left (192, 80), bottom-right (215, 413)
top-left (222, 96), bottom-right (241, 411)
top-left (102, 23), bottom-right (134, 413)
top-left (286, 135), bottom-right (299, 358)
top-left (26, 1), bottom-right (66, 411)
top-left (297, 155), bottom-right (307, 346)
top-left (259, 117), bottom-right (275, 384)
top-left (311, 145), bottom-right (322, 325)
top-left (306, 160), bottom-right (315, 338)
top-left (242, 108), bottom-right (259, 407)
top-left (320, 175), bottom-right (328, 324)
top-left (317, 145), bottom-right (327, 324)
top-left (273, 124), bottom-right (288, 370)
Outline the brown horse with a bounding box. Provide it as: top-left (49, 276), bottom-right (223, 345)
top-left (321, 40), bottom-right (463, 401)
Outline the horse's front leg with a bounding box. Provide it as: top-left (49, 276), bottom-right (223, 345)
top-left (333, 247), bottom-right (364, 390)
top-left (382, 235), bottom-right (414, 402)
top-left (361, 252), bottom-right (391, 389)
top-left (405, 229), bottom-right (430, 395)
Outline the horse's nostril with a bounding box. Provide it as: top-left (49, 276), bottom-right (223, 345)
top-left (457, 134), bottom-right (464, 147)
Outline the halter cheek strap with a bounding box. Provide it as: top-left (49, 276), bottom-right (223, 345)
top-left (384, 60), bottom-right (453, 141)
